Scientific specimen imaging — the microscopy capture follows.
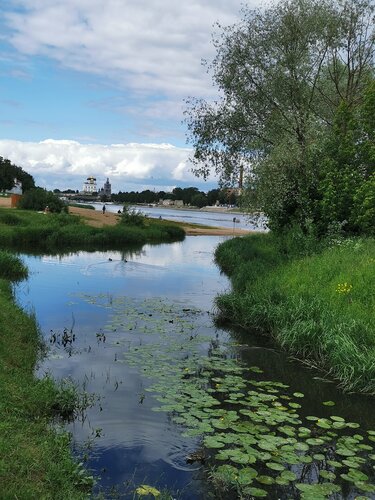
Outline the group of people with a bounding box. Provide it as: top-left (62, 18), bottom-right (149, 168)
top-left (102, 205), bottom-right (122, 215)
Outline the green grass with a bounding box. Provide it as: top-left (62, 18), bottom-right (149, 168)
top-left (215, 234), bottom-right (375, 394)
top-left (0, 250), bottom-right (28, 281)
top-left (0, 260), bottom-right (93, 498)
top-left (0, 208), bottom-right (185, 252)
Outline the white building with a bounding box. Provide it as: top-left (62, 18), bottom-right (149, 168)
top-left (82, 176), bottom-right (97, 194)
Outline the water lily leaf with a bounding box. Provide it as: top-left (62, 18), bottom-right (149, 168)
top-left (326, 460), bottom-right (342, 468)
top-left (256, 475), bottom-right (274, 485)
top-left (319, 470), bottom-right (336, 480)
top-left (237, 467), bottom-right (258, 485)
top-left (293, 392), bottom-right (304, 398)
top-left (280, 470), bottom-right (297, 481)
top-left (289, 402), bottom-right (302, 409)
top-left (306, 438), bottom-right (325, 446)
top-left (294, 442), bottom-right (309, 452)
top-left (347, 422), bottom-right (360, 429)
top-left (322, 400), bottom-right (335, 406)
top-left (336, 448), bottom-right (356, 457)
top-left (313, 453), bottom-right (326, 461)
top-left (135, 484), bottom-right (161, 497)
top-left (330, 416), bottom-right (345, 422)
top-left (204, 437), bottom-right (225, 449)
top-left (342, 459), bottom-right (361, 468)
top-left (266, 462), bottom-right (285, 471)
top-left (354, 482), bottom-right (375, 493)
top-left (341, 469), bottom-right (369, 483)
top-left (243, 487), bottom-right (267, 497)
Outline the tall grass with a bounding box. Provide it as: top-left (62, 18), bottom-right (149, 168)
top-left (0, 250), bottom-right (28, 281)
top-left (215, 234), bottom-right (375, 394)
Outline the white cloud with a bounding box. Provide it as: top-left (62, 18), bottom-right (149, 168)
top-left (0, 138), bottom-right (216, 191)
top-left (4, 0), bottom-right (263, 100)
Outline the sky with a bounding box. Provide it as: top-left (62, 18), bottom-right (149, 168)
top-left (0, 0), bottom-right (265, 193)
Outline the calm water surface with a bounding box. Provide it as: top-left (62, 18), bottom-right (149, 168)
top-left (15, 236), bottom-right (375, 499)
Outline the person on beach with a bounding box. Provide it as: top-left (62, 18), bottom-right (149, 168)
top-left (102, 205), bottom-right (106, 214)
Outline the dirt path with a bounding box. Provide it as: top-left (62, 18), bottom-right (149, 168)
top-left (68, 206), bottom-right (252, 236)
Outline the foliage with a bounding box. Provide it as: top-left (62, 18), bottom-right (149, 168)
top-left (215, 234), bottom-right (375, 394)
top-left (313, 84), bottom-right (375, 235)
top-left (18, 188), bottom-right (68, 213)
top-left (111, 186), bottom-right (239, 207)
top-left (185, 0), bottom-right (375, 234)
top-left (120, 205), bottom-right (146, 226)
top-left (0, 156), bottom-right (35, 192)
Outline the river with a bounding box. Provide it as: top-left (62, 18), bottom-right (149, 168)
top-left (15, 236), bottom-right (375, 499)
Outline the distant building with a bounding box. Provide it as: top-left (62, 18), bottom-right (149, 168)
top-left (82, 176), bottom-right (97, 194)
top-left (99, 178), bottom-right (111, 198)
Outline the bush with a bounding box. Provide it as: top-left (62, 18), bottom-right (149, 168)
top-left (120, 205), bottom-right (145, 227)
top-left (18, 188), bottom-right (68, 213)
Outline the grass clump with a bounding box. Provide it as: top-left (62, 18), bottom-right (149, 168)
top-left (215, 234), bottom-right (375, 394)
top-left (0, 250), bottom-right (28, 281)
top-left (0, 267), bottom-right (93, 498)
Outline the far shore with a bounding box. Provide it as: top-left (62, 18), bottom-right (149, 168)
top-left (68, 206), bottom-right (253, 236)
top-left (0, 197), bottom-right (253, 235)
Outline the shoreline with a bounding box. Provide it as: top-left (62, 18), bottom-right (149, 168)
top-left (68, 206), bottom-right (253, 236)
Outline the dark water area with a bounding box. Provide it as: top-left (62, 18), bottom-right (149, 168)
top-left (15, 236), bottom-right (375, 499)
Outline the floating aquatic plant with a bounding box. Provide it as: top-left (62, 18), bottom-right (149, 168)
top-left (78, 294), bottom-right (375, 499)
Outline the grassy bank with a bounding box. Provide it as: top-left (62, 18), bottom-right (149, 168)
top-left (215, 233), bottom-right (375, 394)
top-left (0, 208), bottom-right (185, 252)
top-left (0, 253), bottom-right (92, 498)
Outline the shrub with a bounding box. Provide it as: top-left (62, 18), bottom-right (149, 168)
top-left (18, 188), bottom-right (68, 213)
top-left (120, 205), bottom-right (146, 227)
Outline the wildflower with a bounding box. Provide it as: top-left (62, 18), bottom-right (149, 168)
top-left (335, 282), bottom-right (353, 294)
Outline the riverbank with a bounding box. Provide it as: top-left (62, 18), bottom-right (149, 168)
top-left (215, 233), bottom-right (375, 395)
top-left (69, 205), bottom-right (252, 236)
top-left (0, 206), bottom-right (185, 252)
top-left (0, 253), bottom-right (91, 498)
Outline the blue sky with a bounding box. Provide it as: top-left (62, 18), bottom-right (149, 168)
top-left (0, 0), bottom-right (262, 192)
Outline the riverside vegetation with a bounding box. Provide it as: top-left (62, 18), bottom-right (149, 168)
top-left (0, 207), bottom-right (184, 498)
top-left (214, 231), bottom-right (375, 395)
top-left (0, 251), bottom-right (94, 498)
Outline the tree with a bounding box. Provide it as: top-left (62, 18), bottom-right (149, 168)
top-left (191, 192), bottom-right (208, 208)
top-left (18, 188), bottom-right (67, 213)
top-left (0, 157), bottom-right (35, 192)
top-left (185, 0), bottom-right (374, 232)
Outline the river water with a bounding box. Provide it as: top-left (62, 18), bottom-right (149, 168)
top-left (15, 236), bottom-right (375, 499)
top-left (91, 202), bottom-right (267, 232)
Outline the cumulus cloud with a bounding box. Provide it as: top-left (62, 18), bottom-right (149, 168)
top-left (0, 138), bottom-right (215, 191)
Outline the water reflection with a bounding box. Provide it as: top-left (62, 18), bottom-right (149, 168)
top-left (15, 236), bottom-right (375, 499)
